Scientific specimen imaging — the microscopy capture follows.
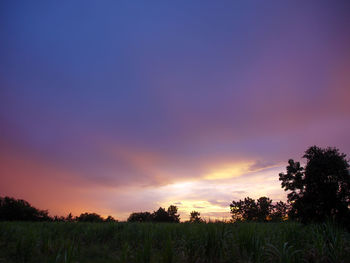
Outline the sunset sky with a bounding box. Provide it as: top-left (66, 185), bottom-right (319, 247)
top-left (1, 1), bottom-right (350, 221)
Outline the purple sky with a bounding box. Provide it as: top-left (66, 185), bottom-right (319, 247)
top-left (1, 1), bottom-right (350, 220)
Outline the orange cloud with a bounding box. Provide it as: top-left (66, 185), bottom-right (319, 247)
top-left (0, 144), bottom-right (113, 217)
top-left (0, 140), bottom-right (288, 221)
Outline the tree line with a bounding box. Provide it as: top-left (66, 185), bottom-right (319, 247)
top-left (127, 205), bottom-right (179, 223)
top-left (230, 197), bottom-right (288, 222)
top-left (1, 146), bottom-right (349, 225)
top-left (0, 196), bottom-right (191, 223)
top-left (127, 206), bottom-right (204, 223)
top-left (230, 146), bottom-right (350, 225)
top-left (0, 197), bottom-right (118, 222)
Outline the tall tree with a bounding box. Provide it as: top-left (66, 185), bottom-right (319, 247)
top-left (279, 146), bottom-right (350, 223)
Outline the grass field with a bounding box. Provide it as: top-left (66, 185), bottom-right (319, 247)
top-left (0, 221), bottom-right (349, 263)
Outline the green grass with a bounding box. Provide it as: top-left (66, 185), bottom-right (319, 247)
top-left (0, 221), bottom-right (349, 263)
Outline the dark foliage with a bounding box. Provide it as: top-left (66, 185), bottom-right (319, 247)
top-left (76, 212), bottom-right (104, 222)
top-left (152, 207), bottom-right (171, 222)
top-left (105, 215), bottom-right (117, 222)
top-left (65, 212), bottom-right (74, 222)
top-left (128, 205), bottom-right (180, 223)
top-left (2, 145), bottom-right (348, 226)
top-left (230, 196), bottom-right (286, 222)
top-left (127, 212), bottom-right (153, 222)
top-left (1, 221), bottom-right (349, 263)
top-left (279, 146), bottom-right (350, 224)
top-left (167, 205), bottom-right (180, 223)
top-left (256, 197), bottom-right (273, 222)
top-left (0, 197), bottom-right (118, 222)
top-left (52, 215), bottom-right (65, 222)
top-left (270, 201), bottom-right (289, 221)
top-left (189, 211), bottom-right (203, 223)
top-left (230, 197), bottom-right (256, 221)
top-left (0, 196), bottom-right (51, 221)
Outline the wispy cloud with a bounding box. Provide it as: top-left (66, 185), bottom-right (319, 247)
top-left (0, 0), bottom-right (349, 221)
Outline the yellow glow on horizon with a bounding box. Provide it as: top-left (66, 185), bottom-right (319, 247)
top-left (161, 199), bottom-right (231, 221)
top-left (204, 162), bottom-right (254, 180)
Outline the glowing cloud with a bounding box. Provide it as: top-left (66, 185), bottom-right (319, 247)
top-left (204, 162), bottom-right (254, 180)
top-left (0, 1), bottom-right (349, 221)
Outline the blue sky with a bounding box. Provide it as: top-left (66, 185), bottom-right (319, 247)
top-left (1, 1), bottom-right (350, 220)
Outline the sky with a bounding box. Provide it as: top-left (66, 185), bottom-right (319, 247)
top-left (1, 1), bottom-right (350, 221)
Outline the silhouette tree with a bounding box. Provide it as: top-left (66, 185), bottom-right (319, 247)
top-left (279, 146), bottom-right (350, 224)
top-left (256, 197), bottom-right (273, 222)
top-left (65, 212), bottom-right (74, 222)
top-left (230, 196), bottom-right (274, 222)
top-left (105, 215), bottom-right (117, 222)
top-left (128, 205), bottom-right (180, 223)
top-left (189, 211), bottom-right (202, 223)
top-left (0, 196), bottom-right (51, 221)
top-left (270, 201), bottom-right (288, 221)
top-left (53, 215), bottom-right (65, 221)
top-left (230, 199), bottom-right (244, 221)
top-left (167, 205), bottom-right (180, 223)
top-left (127, 212), bottom-right (153, 222)
top-left (153, 207), bottom-right (172, 222)
top-left (77, 212), bottom-right (104, 222)
top-left (230, 197), bottom-right (258, 221)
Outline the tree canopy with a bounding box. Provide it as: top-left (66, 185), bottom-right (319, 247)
top-left (127, 212), bottom-right (153, 222)
top-left (279, 146), bottom-right (350, 224)
top-left (230, 196), bottom-right (282, 222)
top-left (2, 145), bottom-right (349, 225)
top-left (127, 205), bottom-right (180, 223)
top-left (0, 196), bottom-right (51, 221)
top-left (167, 205), bottom-right (180, 223)
top-left (76, 212), bottom-right (104, 222)
top-left (189, 211), bottom-right (203, 223)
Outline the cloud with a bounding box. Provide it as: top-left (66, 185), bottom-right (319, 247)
top-left (207, 200), bottom-right (230, 207)
top-left (0, 0), bottom-right (349, 221)
top-left (193, 205), bottom-right (206, 209)
top-left (232, 190), bottom-right (246, 195)
top-left (0, 145), bottom-right (104, 217)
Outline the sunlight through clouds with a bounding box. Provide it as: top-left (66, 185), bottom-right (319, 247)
top-left (204, 162), bottom-right (254, 180)
top-left (1, 0), bottom-right (349, 222)
top-left (162, 200), bottom-right (231, 221)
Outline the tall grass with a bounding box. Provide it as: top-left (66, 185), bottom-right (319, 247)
top-left (0, 221), bottom-right (349, 263)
